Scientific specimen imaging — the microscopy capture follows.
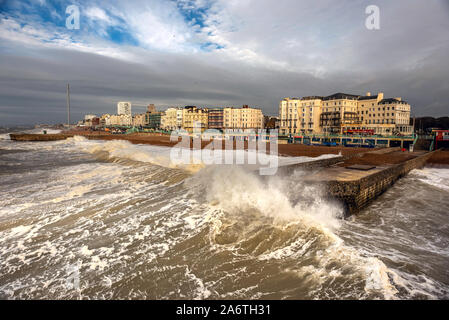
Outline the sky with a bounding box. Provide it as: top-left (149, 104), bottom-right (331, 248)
top-left (0, 0), bottom-right (448, 125)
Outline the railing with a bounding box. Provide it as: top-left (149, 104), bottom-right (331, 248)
top-left (291, 133), bottom-right (414, 140)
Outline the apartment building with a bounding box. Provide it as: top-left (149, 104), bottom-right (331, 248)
top-left (99, 114), bottom-right (110, 126)
top-left (298, 97), bottom-right (323, 134)
top-left (161, 107), bottom-right (182, 131)
top-left (144, 105), bottom-right (164, 129)
top-left (363, 97), bottom-right (412, 135)
top-left (279, 91), bottom-right (412, 136)
top-left (182, 106), bottom-right (208, 133)
top-left (320, 93), bottom-right (360, 134)
top-left (278, 98), bottom-right (298, 135)
top-left (223, 105), bottom-right (264, 130)
top-left (208, 108), bottom-right (224, 130)
top-left (146, 112), bottom-right (163, 129)
top-left (279, 97), bottom-right (322, 135)
top-left (117, 102), bottom-right (132, 116)
top-left (106, 114), bottom-right (132, 126)
top-left (132, 114), bottom-right (146, 127)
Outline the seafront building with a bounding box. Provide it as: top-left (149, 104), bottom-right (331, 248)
top-left (107, 114), bottom-right (132, 126)
top-left (223, 105), bottom-right (264, 130)
top-left (81, 103), bottom-right (266, 132)
top-left (117, 102), bottom-right (132, 116)
top-left (161, 107), bottom-right (183, 131)
top-left (279, 92), bottom-right (412, 136)
top-left (144, 104), bottom-right (164, 129)
top-left (132, 114), bottom-right (146, 127)
top-left (77, 114), bottom-right (99, 127)
top-left (182, 106), bottom-right (209, 133)
top-left (208, 108), bottom-right (225, 130)
top-left (146, 112), bottom-right (163, 129)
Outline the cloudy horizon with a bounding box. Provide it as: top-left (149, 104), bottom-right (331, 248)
top-left (1, 0), bottom-right (449, 126)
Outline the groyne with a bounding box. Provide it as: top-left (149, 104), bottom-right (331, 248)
top-left (284, 149), bottom-right (438, 216)
top-left (9, 133), bottom-right (74, 141)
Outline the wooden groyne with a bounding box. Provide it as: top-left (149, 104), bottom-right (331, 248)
top-left (9, 133), bottom-right (74, 141)
top-left (9, 133), bottom-right (118, 142)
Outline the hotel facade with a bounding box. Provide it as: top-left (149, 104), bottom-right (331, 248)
top-left (160, 105), bottom-right (264, 132)
top-left (182, 106), bottom-right (209, 133)
top-left (223, 105), bottom-right (264, 130)
top-left (90, 103), bottom-right (265, 132)
top-left (279, 92), bottom-right (412, 136)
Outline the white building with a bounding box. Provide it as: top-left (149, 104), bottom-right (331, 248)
top-left (117, 102), bottom-right (132, 116)
top-left (84, 114), bottom-right (97, 121)
top-left (107, 114), bottom-right (132, 126)
top-left (133, 114), bottom-right (146, 127)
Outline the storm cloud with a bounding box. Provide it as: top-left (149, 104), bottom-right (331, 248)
top-left (0, 0), bottom-right (448, 125)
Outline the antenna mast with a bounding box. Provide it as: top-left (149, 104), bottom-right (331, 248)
top-left (66, 83), bottom-right (71, 126)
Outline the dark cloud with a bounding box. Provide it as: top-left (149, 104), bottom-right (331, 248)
top-left (0, 0), bottom-right (448, 125)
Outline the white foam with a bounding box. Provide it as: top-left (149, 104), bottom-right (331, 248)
top-left (27, 128), bottom-right (62, 134)
top-left (184, 266), bottom-right (212, 299)
top-left (411, 168), bottom-right (449, 191)
top-left (9, 225), bottom-right (32, 237)
top-left (191, 166), bottom-right (342, 231)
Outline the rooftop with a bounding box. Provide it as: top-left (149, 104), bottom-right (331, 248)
top-left (358, 95), bottom-right (378, 100)
top-left (322, 93), bottom-right (360, 101)
top-left (378, 98), bottom-right (408, 105)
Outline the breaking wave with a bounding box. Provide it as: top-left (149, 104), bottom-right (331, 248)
top-left (0, 137), bottom-right (446, 299)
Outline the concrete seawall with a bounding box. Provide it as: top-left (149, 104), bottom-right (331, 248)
top-left (301, 150), bottom-right (438, 216)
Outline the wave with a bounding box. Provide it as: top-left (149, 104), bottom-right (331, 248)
top-left (27, 128), bottom-right (62, 134)
top-left (185, 165), bottom-right (400, 299)
top-left (0, 134), bottom-right (411, 299)
top-left (410, 167), bottom-right (449, 191)
top-left (0, 133), bottom-right (11, 140)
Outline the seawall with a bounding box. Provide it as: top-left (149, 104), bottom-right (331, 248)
top-left (297, 150), bottom-right (438, 217)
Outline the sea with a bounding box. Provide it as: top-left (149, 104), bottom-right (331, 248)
top-left (0, 129), bottom-right (448, 299)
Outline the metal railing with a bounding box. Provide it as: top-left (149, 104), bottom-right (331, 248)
top-left (287, 133), bottom-right (414, 140)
